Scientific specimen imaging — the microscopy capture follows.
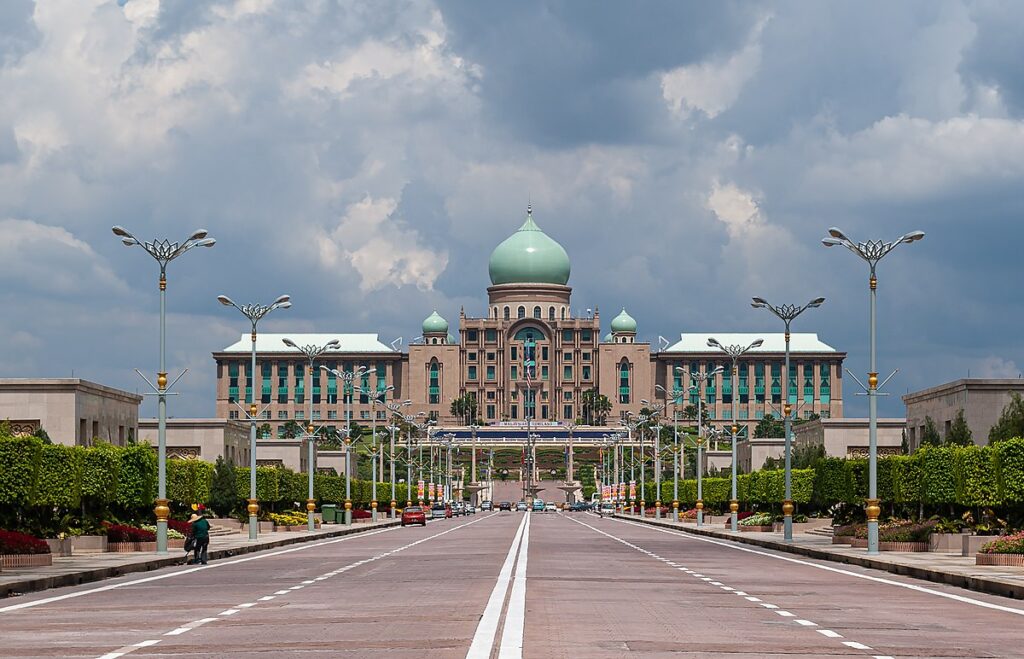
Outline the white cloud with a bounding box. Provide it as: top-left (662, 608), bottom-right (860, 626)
top-left (661, 15), bottom-right (769, 119)
top-left (317, 196), bottom-right (448, 292)
top-left (975, 356), bottom-right (1021, 379)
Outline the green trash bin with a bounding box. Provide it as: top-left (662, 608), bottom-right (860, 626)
top-left (321, 504), bottom-right (337, 524)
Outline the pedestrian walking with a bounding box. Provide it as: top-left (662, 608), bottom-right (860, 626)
top-left (188, 512), bottom-right (211, 565)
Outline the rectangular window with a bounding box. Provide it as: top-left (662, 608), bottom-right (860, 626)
top-left (562, 329), bottom-right (574, 342)
top-left (326, 365), bottom-right (338, 404)
top-left (723, 409), bottom-right (732, 419)
top-left (541, 365), bottom-right (549, 380)
top-left (582, 351), bottom-right (591, 361)
top-left (564, 405), bottom-right (572, 419)
top-left (738, 363), bottom-right (749, 404)
top-left (360, 410), bottom-right (369, 420)
top-left (819, 363), bottom-right (831, 404)
top-left (564, 352), bottom-right (573, 361)
top-left (563, 365), bottom-right (572, 379)
top-left (468, 365), bottom-right (478, 380)
top-left (771, 363), bottom-right (781, 404)
top-left (541, 346), bottom-right (549, 361)
top-left (277, 361), bottom-right (289, 403)
top-left (485, 329), bottom-right (497, 342)
top-left (278, 411), bottom-right (288, 420)
top-left (754, 363), bottom-right (765, 404)
top-left (328, 410), bottom-right (338, 420)
top-left (803, 362), bottom-right (814, 404)
top-left (511, 405), bottom-right (518, 419)
top-left (295, 364), bottom-right (305, 405)
top-left (487, 352), bottom-right (496, 361)
top-left (312, 367), bottom-right (321, 404)
top-left (486, 404), bottom-right (495, 419)
top-left (467, 329), bottom-right (478, 342)
top-left (244, 363), bottom-right (253, 404)
top-left (468, 351), bottom-right (477, 361)
top-left (581, 330), bottom-right (592, 342)
top-left (789, 363), bottom-right (798, 405)
top-left (582, 365), bottom-right (591, 380)
top-left (261, 362), bottom-right (272, 404)
top-left (511, 365), bottom-right (518, 380)
top-left (722, 373), bottom-right (732, 404)
top-left (486, 365), bottom-right (495, 380)
top-left (563, 391), bottom-right (573, 401)
top-left (313, 410), bottom-right (321, 421)
top-left (511, 346), bottom-right (518, 361)
top-left (487, 390), bottom-right (495, 400)
top-left (295, 411), bottom-right (305, 420)
top-left (541, 404), bottom-right (548, 419)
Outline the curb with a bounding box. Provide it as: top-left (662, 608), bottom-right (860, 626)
top-left (0, 520), bottom-right (400, 598)
top-left (613, 514), bottom-right (1024, 601)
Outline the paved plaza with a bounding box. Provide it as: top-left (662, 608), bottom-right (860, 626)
top-left (2, 511), bottom-right (1023, 658)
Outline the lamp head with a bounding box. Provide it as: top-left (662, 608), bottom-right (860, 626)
top-left (751, 297), bottom-right (767, 308)
top-left (827, 227), bottom-right (848, 241)
top-left (196, 238), bottom-right (216, 248)
top-left (706, 337), bottom-right (721, 349)
top-left (750, 338), bottom-right (764, 349)
top-left (809, 297), bottom-right (826, 308)
top-left (273, 294), bottom-right (291, 305)
top-left (821, 237), bottom-right (844, 248)
top-left (282, 338), bottom-right (298, 348)
top-left (277, 301), bottom-right (292, 309)
top-left (111, 226), bottom-right (131, 238)
top-left (121, 238), bottom-right (137, 246)
top-left (189, 229), bottom-right (209, 241)
top-left (326, 339), bottom-right (341, 348)
top-left (901, 230), bottom-right (925, 243)
top-left (217, 295), bottom-right (234, 307)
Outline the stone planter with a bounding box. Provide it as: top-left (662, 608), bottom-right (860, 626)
top-left (964, 535), bottom-right (999, 557)
top-left (832, 536), bottom-right (854, 545)
top-left (1, 553), bottom-right (53, 568)
top-left (45, 538), bottom-right (73, 557)
top-left (70, 535), bottom-right (108, 554)
top-left (773, 518), bottom-right (833, 533)
top-left (879, 541), bottom-right (929, 552)
top-left (208, 518), bottom-right (243, 530)
top-left (108, 542), bottom-right (157, 552)
top-left (976, 553), bottom-right (1024, 567)
top-left (740, 525), bottom-right (774, 532)
top-left (850, 538), bottom-right (868, 548)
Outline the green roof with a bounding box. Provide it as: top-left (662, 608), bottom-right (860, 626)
top-left (610, 308), bottom-right (637, 333)
top-left (422, 310), bottom-right (448, 334)
top-left (488, 206), bottom-right (571, 286)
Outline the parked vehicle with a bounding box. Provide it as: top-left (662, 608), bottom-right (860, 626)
top-left (401, 506), bottom-right (427, 526)
top-left (499, 501), bottom-right (512, 511)
top-left (599, 502), bottom-right (615, 515)
top-left (480, 501), bottom-right (494, 511)
top-left (532, 499), bottom-right (545, 512)
top-left (544, 502), bottom-right (557, 512)
top-left (464, 503), bottom-right (476, 515)
top-left (515, 501), bottom-right (528, 512)
top-left (452, 502), bottom-right (464, 517)
top-left (569, 502), bottom-right (591, 512)
top-left (431, 503), bottom-right (451, 519)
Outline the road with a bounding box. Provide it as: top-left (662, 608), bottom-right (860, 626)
top-left (2, 510), bottom-right (1023, 658)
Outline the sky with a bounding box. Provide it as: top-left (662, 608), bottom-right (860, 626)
top-left (0, 0), bottom-right (1021, 420)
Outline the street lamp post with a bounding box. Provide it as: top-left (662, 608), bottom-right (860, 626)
top-left (708, 337), bottom-right (763, 533)
top-left (640, 400), bottom-right (666, 518)
top-left (384, 400), bottom-right (412, 516)
top-left (111, 226), bottom-right (215, 553)
top-left (681, 365), bottom-right (722, 527)
top-left (282, 338), bottom-right (341, 532)
top-left (367, 385), bottom-right (395, 522)
top-left (823, 226), bottom-right (924, 554)
top-left (657, 384), bottom-right (685, 519)
top-left (751, 296), bottom-right (825, 542)
top-left (320, 364), bottom-right (374, 525)
top-left (218, 294), bottom-right (291, 541)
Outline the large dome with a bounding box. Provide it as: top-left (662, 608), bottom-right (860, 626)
top-left (488, 206), bottom-right (571, 286)
top-left (422, 310), bottom-right (448, 335)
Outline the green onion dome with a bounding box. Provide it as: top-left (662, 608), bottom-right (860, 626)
top-left (422, 310), bottom-right (448, 335)
top-left (610, 308), bottom-right (637, 333)
top-left (488, 206), bottom-right (571, 286)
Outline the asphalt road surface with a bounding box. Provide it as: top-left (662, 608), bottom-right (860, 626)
top-left (2, 511), bottom-right (1023, 658)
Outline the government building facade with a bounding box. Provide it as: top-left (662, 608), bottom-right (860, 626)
top-left (213, 207), bottom-right (845, 437)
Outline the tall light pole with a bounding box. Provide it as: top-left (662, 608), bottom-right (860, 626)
top-left (367, 384), bottom-right (394, 522)
top-left (640, 400), bottom-right (665, 517)
top-left (823, 227), bottom-right (924, 554)
top-left (384, 400), bottom-right (412, 516)
top-left (751, 296), bottom-right (825, 542)
top-left (708, 337), bottom-right (763, 533)
top-left (112, 226), bottom-right (215, 553)
top-left (320, 364), bottom-right (374, 525)
top-left (681, 365), bottom-right (721, 527)
top-left (218, 294), bottom-right (291, 540)
top-left (282, 338), bottom-right (340, 532)
top-left (656, 384), bottom-right (685, 519)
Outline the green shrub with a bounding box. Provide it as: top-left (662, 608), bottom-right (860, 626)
top-left (919, 446), bottom-right (957, 504)
top-left (0, 436), bottom-right (43, 505)
top-left (953, 445), bottom-right (997, 507)
top-left (33, 444), bottom-right (83, 508)
top-left (81, 443), bottom-right (119, 504)
top-left (891, 455), bottom-right (922, 504)
top-left (995, 437), bottom-right (1024, 503)
top-left (168, 459), bottom-right (215, 508)
top-left (115, 443), bottom-right (157, 509)
top-left (235, 467), bottom-right (280, 503)
top-left (846, 459), bottom-right (868, 503)
top-left (877, 456), bottom-right (896, 502)
top-left (791, 469), bottom-right (815, 504)
top-left (813, 458), bottom-right (852, 505)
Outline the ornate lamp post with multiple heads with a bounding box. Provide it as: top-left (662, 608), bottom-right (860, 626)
top-left (823, 227), bottom-right (924, 554)
top-left (681, 365), bottom-right (723, 527)
top-left (383, 399), bottom-right (412, 516)
top-left (750, 297), bottom-right (825, 542)
top-left (656, 384), bottom-right (685, 519)
top-left (282, 338), bottom-right (340, 531)
top-left (319, 364), bottom-right (374, 525)
top-left (707, 337), bottom-right (763, 533)
top-left (218, 294), bottom-right (292, 540)
top-left (111, 226), bottom-right (215, 553)
top-left (365, 384), bottom-right (395, 521)
top-left (640, 400), bottom-right (666, 518)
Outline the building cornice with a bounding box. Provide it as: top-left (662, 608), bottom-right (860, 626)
top-left (902, 378), bottom-right (1024, 404)
top-left (0, 378), bottom-right (143, 404)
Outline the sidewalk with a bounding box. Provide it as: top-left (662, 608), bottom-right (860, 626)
top-left (0, 519), bottom-right (400, 598)
top-left (612, 513), bottom-right (1024, 600)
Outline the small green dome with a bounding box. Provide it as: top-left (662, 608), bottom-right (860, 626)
top-left (488, 206), bottom-right (571, 286)
top-left (610, 308), bottom-right (637, 333)
top-left (422, 310), bottom-right (448, 335)
top-left (602, 332), bottom-right (613, 343)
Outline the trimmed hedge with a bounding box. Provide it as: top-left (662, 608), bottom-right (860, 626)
top-left (33, 444), bottom-right (82, 508)
top-left (0, 436), bottom-right (42, 505)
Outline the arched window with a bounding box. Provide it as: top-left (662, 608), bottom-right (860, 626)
top-left (431, 338), bottom-right (438, 345)
top-left (619, 360), bottom-right (631, 404)
top-left (533, 306), bottom-right (541, 319)
top-left (504, 306), bottom-right (511, 320)
top-left (561, 307), bottom-right (566, 320)
top-left (548, 306), bottom-right (555, 321)
top-left (518, 306), bottom-right (526, 319)
top-left (428, 360), bottom-right (440, 404)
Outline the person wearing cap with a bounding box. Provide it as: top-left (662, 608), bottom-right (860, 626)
top-left (188, 512), bottom-right (211, 565)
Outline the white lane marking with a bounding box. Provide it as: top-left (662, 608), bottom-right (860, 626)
top-left (844, 641), bottom-right (873, 650)
top-left (165, 627), bottom-right (191, 636)
top-left (134, 640), bottom-right (160, 647)
top-left (745, 596), bottom-right (762, 602)
top-left (96, 654), bottom-right (126, 659)
top-left (874, 656), bottom-right (896, 659)
top-left (760, 603), bottom-right (778, 609)
top-left (237, 603), bottom-right (256, 608)
top-left (288, 585), bottom-right (304, 590)
top-left (466, 513), bottom-right (529, 659)
top-left (795, 619), bottom-right (817, 626)
top-left (258, 596), bottom-right (275, 601)
top-left (817, 629), bottom-right (843, 638)
top-left (498, 512), bottom-right (531, 659)
top-left (0, 524), bottom-right (400, 614)
top-left (720, 586), bottom-right (734, 591)
top-left (610, 516), bottom-right (1024, 618)
top-left (776, 611), bottom-right (796, 617)
top-left (710, 581), bottom-right (723, 586)
top-left (302, 580), bottom-right (315, 584)
top-left (273, 590), bottom-right (290, 595)
top-left (734, 591), bottom-right (748, 596)
top-left (219, 609), bottom-right (239, 616)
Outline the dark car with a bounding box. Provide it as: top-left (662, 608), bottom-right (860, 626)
top-left (430, 503), bottom-right (452, 519)
top-left (480, 501), bottom-right (493, 511)
top-left (401, 506), bottom-right (427, 526)
top-left (498, 501), bottom-right (512, 511)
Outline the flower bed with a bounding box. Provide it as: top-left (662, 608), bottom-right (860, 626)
top-left (0, 530), bottom-right (53, 567)
top-left (879, 520), bottom-right (937, 544)
top-left (739, 512), bottom-right (774, 531)
top-left (976, 530), bottom-right (1024, 565)
top-left (976, 553), bottom-right (1024, 566)
top-left (103, 522), bottom-right (156, 543)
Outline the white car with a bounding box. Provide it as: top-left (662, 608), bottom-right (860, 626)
top-left (599, 502), bottom-right (615, 515)
top-left (544, 502), bottom-right (557, 512)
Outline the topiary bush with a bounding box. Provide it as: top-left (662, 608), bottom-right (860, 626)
top-left (994, 437), bottom-right (1024, 504)
top-left (953, 445), bottom-right (998, 507)
top-left (0, 436), bottom-right (43, 506)
top-left (33, 444), bottom-right (83, 508)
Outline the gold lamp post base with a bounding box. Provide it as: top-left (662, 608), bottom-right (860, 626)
top-left (729, 500), bottom-right (739, 514)
top-left (247, 498), bottom-right (260, 517)
top-left (782, 499), bottom-right (794, 517)
top-left (695, 499), bottom-right (704, 511)
top-left (154, 498), bottom-right (170, 523)
top-left (865, 498), bottom-right (881, 522)
top-left (306, 499), bottom-right (316, 513)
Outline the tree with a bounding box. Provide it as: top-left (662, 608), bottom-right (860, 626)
top-left (753, 414), bottom-right (784, 438)
top-left (920, 416), bottom-right (941, 447)
top-left (209, 455), bottom-right (238, 517)
top-left (989, 392), bottom-right (1024, 444)
top-left (258, 423), bottom-right (272, 439)
top-left (281, 420), bottom-right (303, 439)
top-left (581, 388), bottom-right (612, 425)
top-left (32, 427), bottom-right (52, 444)
top-left (946, 408), bottom-right (973, 446)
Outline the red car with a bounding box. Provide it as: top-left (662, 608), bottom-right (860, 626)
top-left (401, 506), bottom-right (427, 526)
